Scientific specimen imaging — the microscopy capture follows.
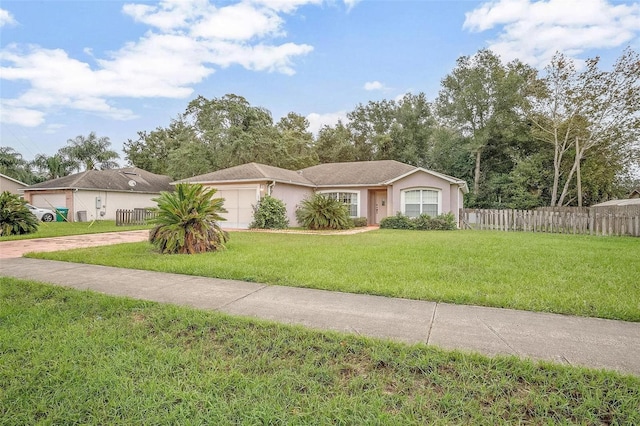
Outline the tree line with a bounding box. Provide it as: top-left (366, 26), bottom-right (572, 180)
top-left (2, 48), bottom-right (638, 208)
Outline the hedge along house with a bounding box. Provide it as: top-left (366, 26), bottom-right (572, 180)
top-left (176, 160), bottom-right (469, 228)
top-left (23, 167), bottom-right (173, 222)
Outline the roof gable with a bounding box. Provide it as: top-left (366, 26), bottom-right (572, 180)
top-left (385, 167), bottom-right (470, 193)
top-left (26, 168), bottom-right (173, 193)
top-left (0, 173), bottom-right (28, 187)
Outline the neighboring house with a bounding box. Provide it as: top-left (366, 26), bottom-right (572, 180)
top-left (176, 160), bottom-right (469, 228)
top-left (592, 198), bottom-right (640, 207)
top-left (630, 188), bottom-right (640, 199)
top-left (23, 167), bottom-right (172, 222)
top-left (0, 173), bottom-right (28, 195)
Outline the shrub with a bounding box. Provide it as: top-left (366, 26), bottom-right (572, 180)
top-left (250, 195), bottom-right (289, 229)
top-left (351, 217), bottom-right (368, 227)
top-left (380, 212), bottom-right (415, 230)
top-left (296, 194), bottom-right (353, 230)
top-left (0, 191), bottom-right (39, 236)
top-left (428, 212), bottom-right (457, 230)
top-left (412, 214), bottom-right (432, 230)
top-left (149, 183), bottom-right (229, 254)
top-left (380, 212), bottom-right (457, 231)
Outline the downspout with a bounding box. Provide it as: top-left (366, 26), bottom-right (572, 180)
top-left (267, 181), bottom-right (276, 196)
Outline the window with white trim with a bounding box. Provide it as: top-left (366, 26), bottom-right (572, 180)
top-left (402, 189), bottom-right (439, 217)
top-left (323, 192), bottom-right (358, 217)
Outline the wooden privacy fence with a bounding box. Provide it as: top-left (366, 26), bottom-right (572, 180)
top-left (116, 208), bottom-right (156, 226)
top-left (460, 206), bottom-right (640, 237)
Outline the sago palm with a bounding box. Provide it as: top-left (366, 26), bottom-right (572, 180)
top-left (0, 191), bottom-right (39, 236)
top-left (296, 193), bottom-right (352, 230)
top-left (149, 183), bottom-right (229, 254)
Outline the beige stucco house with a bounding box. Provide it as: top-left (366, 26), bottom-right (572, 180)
top-left (177, 160), bottom-right (469, 228)
top-left (23, 167), bottom-right (172, 222)
top-left (0, 173), bottom-right (28, 195)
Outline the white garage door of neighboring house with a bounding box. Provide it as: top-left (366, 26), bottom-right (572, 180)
top-left (217, 188), bottom-right (257, 229)
top-left (31, 193), bottom-right (66, 209)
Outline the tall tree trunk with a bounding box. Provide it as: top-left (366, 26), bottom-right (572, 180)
top-left (576, 137), bottom-right (582, 207)
top-left (473, 148), bottom-right (482, 194)
top-left (550, 129), bottom-right (562, 206)
top-left (557, 150), bottom-right (581, 206)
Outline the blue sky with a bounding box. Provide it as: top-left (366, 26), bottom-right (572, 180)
top-left (2, 0), bottom-right (639, 164)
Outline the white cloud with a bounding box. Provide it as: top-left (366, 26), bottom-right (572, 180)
top-left (191, 3), bottom-right (283, 40)
top-left (0, 104), bottom-right (46, 127)
top-left (44, 123), bottom-right (66, 134)
top-left (1, 0), bottom-right (325, 127)
top-left (343, 0), bottom-right (362, 12)
top-left (306, 111), bottom-right (348, 134)
top-left (122, 0), bottom-right (210, 32)
top-left (0, 8), bottom-right (17, 27)
top-left (464, 0), bottom-right (640, 67)
top-left (363, 80), bottom-right (385, 91)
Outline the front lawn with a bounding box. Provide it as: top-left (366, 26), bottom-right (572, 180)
top-left (0, 220), bottom-right (151, 241)
top-left (1, 278), bottom-right (638, 424)
top-left (27, 230), bottom-right (640, 321)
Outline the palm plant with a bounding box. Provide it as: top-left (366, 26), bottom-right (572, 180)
top-left (149, 183), bottom-right (229, 254)
top-left (0, 191), bottom-right (39, 236)
top-left (60, 132), bottom-right (120, 171)
top-left (32, 153), bottom-right (77, 180)
top-left (295, 193), bottom-right (353, 230)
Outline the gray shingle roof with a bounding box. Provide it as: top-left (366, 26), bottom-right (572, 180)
top-left (299, 160), bottom-right (417, 186)
top-left (176, 163), bottom-right (316, 186)
top-left (26, 167), bottom-right (173, 193)
top-left (175, 160), bottom-right (468, 191)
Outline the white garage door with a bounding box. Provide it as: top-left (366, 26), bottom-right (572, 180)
top-left (216, 188), bottom-right (257, 229)
top-left (31, 193), bottom-right (66, 209)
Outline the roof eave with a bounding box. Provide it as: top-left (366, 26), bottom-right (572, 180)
top-left (172, 177), bottom-right (316, 188)
top-left (314, 183), bottom-right (389, 188)
top-left (25, 187), bottom-right (166, 194)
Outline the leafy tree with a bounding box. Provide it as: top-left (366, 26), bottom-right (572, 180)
top-left (436, 49), bottom-right (534, 196)
top-left (127, 94), bottom-right (309, 179)
top-left (275, 112), bottom-right (318, 169)
top-left (185, 94), bottom-right (278, 169)
top-left (314, 122), bottom-right (357, 163)
top-left (124, 119), bottom-right (194, 177)
top-left (316, 93), bottom-right (437, 168)
top-left (0, 191), bottom-right (39, 236)
top-left (347, 98), bottom-right (395, 161)
top-left (60, 132), bottom-right (120, 171)
top-left (428, 127), bottom-right (474, 182)
top-left (387, 93), bottom-right (437, 167)
top-left (149, 184), bottom-right (229, 254)
top-left (250, 195), bottom-right (289, 229)
top-left (295, 194), bottom-right (352, 230)
top-left (527, 48), bottom-right (640, 206)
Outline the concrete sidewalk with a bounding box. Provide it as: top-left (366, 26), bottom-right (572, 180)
top-left (2, 257), bottom-right (639, 376)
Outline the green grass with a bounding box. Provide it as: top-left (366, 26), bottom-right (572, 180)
top-left (0, 220), bottom-right (151, 241)
top-left (28, 230), bottom-right (640, 321)
top-left (2, 278), bottom-right (639, 424)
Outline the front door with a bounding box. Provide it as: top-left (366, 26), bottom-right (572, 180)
top-left (374, 190), bottom-right (387, 224)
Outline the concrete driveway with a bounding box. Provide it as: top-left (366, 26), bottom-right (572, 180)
top-left (0, 230), bottom-right (150, 259)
